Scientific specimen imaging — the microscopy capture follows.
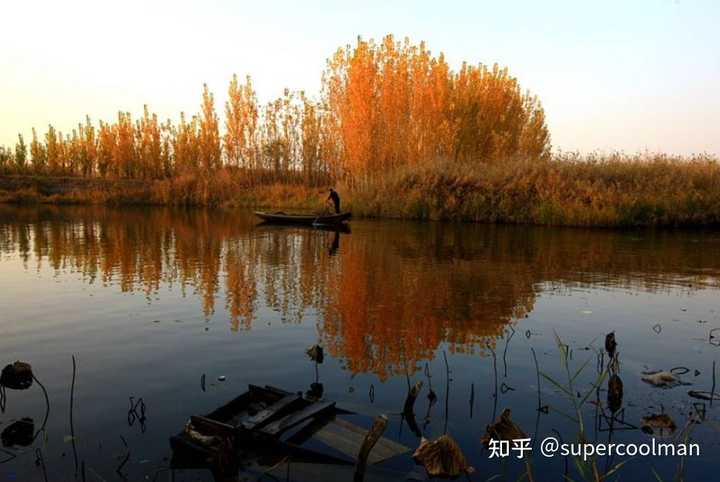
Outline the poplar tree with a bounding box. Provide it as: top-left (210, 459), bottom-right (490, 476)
top-left (199, 84), bottom-right (221, 171)
top-left (15, 134), bottom-right (27, 171)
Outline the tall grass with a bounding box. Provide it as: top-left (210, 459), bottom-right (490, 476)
top-left (2, 153), bottom-right (719, 227)
top-left (346, 153), bottom-right (720, 227)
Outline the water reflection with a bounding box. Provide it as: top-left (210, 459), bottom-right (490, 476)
top-left (1, 205), bottom-right (719, 383)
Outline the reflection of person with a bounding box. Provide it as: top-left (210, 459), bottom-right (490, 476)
top-left (326, 188), bottom-right (341, 214)
top-left (329, 230), bottom-right (340, 256)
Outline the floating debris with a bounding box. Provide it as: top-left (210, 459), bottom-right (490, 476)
top-left (481, 409), bottom-right (527, 447)
top-left (641, 413), bottom-right (676, 437)
top-left (413, 434), bottom-right (474, 479)
top-left (0, 361), bottom-right (33, 390)
top-left (217, 376), bottom-right (226, 382)
top-left (1, 418), bottom-right (34, 447)
top-left (710, 328), bottom-right (720, 347)
top-left (641, 370), bottom-right (687, 389)
top-left (688, 390), bottom-right (720, 401)
top-left (306, 345), bottom-right (324, 363)
top-left (183, 420), bottom-right (224, 448)
top-left (171, 384), bottom-right (409, 475)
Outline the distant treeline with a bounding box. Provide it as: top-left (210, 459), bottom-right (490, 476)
top-left (0, 35), bottom-right (550, 184)
top-left (3, 34), bottom-right (718, 227)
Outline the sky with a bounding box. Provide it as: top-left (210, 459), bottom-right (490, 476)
top-left (1, 0), bottom-right (719, 155)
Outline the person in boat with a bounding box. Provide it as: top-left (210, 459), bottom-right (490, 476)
top-left (326, 188), bottom-right (341, 214)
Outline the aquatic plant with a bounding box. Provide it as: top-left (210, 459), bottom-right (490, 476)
top-left (539, 333), bottom-right (630, 482)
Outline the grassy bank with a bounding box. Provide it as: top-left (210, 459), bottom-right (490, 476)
top-left (2, 154), bottom-right (720, 227)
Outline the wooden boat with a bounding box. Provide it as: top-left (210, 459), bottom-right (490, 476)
top-left (170, 384), bottom-right (409, 478)
top-left (255, 211), bottom-right (351, 225)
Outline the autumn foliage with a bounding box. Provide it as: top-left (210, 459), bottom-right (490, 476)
top-left (1, 35), bottom-right (550, 183)
top-left (322, 36), bottom-right (549, 182)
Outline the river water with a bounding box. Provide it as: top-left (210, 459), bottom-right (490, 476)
top-left (0, 206), bottom-right (719, 481)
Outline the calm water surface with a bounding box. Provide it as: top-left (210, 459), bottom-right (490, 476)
top-left (1, 206), bottom-right (719, 481)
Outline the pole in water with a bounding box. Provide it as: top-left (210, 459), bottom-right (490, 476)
top-left (469, 383), bottom-right (475, 419)
top-left (70, 355), bottom-right (79, 475)
top-left (711, 360), bottom-right (717, 407)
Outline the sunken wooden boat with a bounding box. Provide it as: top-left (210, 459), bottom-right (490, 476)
top-left (170, 384), bottom-right (409, 478)
top-left (255, 211), bottom-right (351, 225)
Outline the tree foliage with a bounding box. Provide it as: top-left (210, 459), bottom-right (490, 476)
top-left (3, 35), bottom-right (550, 182)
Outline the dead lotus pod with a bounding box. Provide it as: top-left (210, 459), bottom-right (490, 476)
top-left (481, 408), bottom-right (527, 447)
top-left (413, 434), bottom-right (474, 478)
top-left (605, 332), bottom-right (617, 356)
top-left (306, 345), bottom-right (324, 363)
top-left (607, 374), bottom-right (624, 413)
top-left (0, 361), bottom-right (34, 390)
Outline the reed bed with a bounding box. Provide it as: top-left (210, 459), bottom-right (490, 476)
top-left (2, 153), bottom-right (719, 227)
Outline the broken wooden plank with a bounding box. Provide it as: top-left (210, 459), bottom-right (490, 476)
top-left (313, 418), bottom-right (410, 465)
top-left (354, 415), bottom-right (388, 482)
top-left (262, 385), bottom-right (292, 397)
top-left (261, 401), bottom-right (335, 436)
top-left (261, 462), bottom-right (407, 482)
top-left (240, 393), bottom-right (301, 430)
top-left (189, 416), bottom-right (235, 437)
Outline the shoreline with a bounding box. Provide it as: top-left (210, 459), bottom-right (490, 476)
top-left (2, 158), bottom-right (720, 228)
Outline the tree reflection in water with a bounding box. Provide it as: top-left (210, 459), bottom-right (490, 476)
top-left (1, 205), bottom-right (718, 382)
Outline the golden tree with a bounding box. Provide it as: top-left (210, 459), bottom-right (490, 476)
top-left (15, 134), bottom-right (27, 171)
top-left (173, 112), bottom-right (200, 173)
top-left (224, 74), bottom-right (259, 169)
top-left (136, 106), bottom-right (163, 179)
top-left (30, 128), bottom-right (47, 173)
top-left (80, 116), bottom-right (97, 177)
top-left (321, 35), bottom-right (551, 181)
top-left (199, 84), bottom-right (221, 171)
top-left (45, 125), bottom-right (60, 175)
top-left (97, 120), bottom-right (115, 178)
top-left (113, 112), bottom-right (135, 178)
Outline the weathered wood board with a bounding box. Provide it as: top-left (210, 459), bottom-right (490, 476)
top-left (313, 418), bottom-right (410, 465)
top-left (241, 393), bottom-right (301, 430)
top-left (261, 401), bottom-right (336, 436)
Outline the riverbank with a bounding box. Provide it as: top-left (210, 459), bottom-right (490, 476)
top-left (2, 155), bottom-right (720, 227)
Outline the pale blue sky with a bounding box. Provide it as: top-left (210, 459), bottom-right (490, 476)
top-left (1, 0), bottom-right (718, 154)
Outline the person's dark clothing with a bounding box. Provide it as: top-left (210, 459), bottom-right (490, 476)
top-left (328, 191), bottom-right (341, 213)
